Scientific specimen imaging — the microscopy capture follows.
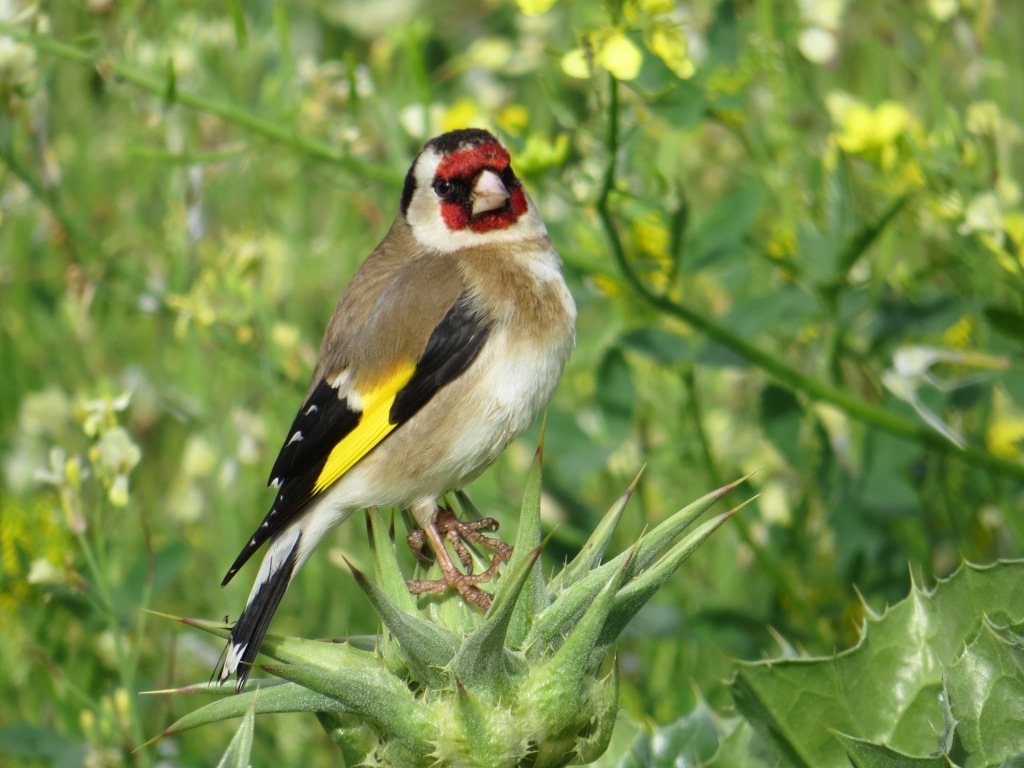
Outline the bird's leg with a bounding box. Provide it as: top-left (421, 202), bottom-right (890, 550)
top-left (405, 528), bottom-right (433, 565)
top-left (436, 507), bottom-right (513, 574)
top-left (405, 508), bottom-right (514, 610)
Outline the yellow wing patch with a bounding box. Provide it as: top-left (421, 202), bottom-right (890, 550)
top-left (312, 361), bottom-right (416, 494)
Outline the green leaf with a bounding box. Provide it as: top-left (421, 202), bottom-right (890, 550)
top-left (833, 194), bottom-right (909, 283)
top-left (627, 476), bottom-right (747, 579)
top-left (506, 435), bottom-right (549, 649)
top-left (449, 541), bottom-right (541, 696)
top-left (730, 562), bottom-right (1024, 767)
top-left (597, 510), bottom-right (735, 664)
top-left (638, 704), bottom-right (723, 766)
top-left (548, 468), bottom-right (642, 593)
top-left (156, 682), bottom-right (346, 738)
top-left (147, 611), bottom-right (378, 673)
top-left (833, 732), bottom-right (957, 767)
top-left (365, 507), bottom-right (417, 614)
top-left (544, 546), bottom-right (634, 680)
top-left (707, 718), bottom-right (780, 767)
top-left (945, 620), bottom-right (1024, 766)
top-left (215, 700), bottom-right (255, 768)
top-left (261, 664), bottom-right (430, 750)
top-left (686, 185), bottom-right (763, 267)
top-left (346, 559), bottom-right (458, 683)
top-left (648, 80), bottom-right (706, 130)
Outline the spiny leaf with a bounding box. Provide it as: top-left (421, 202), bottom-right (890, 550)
top-left (572, 669), bottom-right (620, 764)
top-left (152, 682), bottom-right (345, 742)
top-left (261, 663), bottom-right (430, 752)
top-left (832, 731), bottom-right (957, 767)
top-left (143, 611), bottom-right (231, 639)
top-left (545, 547), bottom-right (634, 680)
top-left (945, 619), bottom-right (1024, 764)
top-left (626, 473), bottom-right (749, 581)
top-left (731, 561), bottom-right (1024, 767)
top-left (449, 541), bottom-right (545, 695)
top-left (142, 680), bottom-right (288, 697)
top-left (215, 699), bottom-right (255, 768)
top-left (345, 557), bottom-right (458, 681)
top-left (506, 429), bottom-right (549, 650)
top-left (548, 466), bottom-right (643, 593)
top-left (365, 507), bottom-right (417, 614)
top-left (597, 509), bottom-right (737, 663)
top-left (144, 610), bottom-right (376, 673)
top-left (527, 546), bottom-right (632, 657)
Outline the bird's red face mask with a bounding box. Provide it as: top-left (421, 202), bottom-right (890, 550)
top-left (434, 142), bottom-right (530, 233)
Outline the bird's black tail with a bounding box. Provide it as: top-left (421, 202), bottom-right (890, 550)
top-left (217, 531), bottom-right (302, 692)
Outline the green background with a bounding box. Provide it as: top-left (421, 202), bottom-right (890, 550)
top-left (1, 0), bottom-right (1022, 765)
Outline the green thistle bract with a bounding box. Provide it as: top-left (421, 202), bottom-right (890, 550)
top-left (154, 448), bottom-right (741, 767)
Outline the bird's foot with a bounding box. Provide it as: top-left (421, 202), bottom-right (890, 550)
top-left (405, 507), bottom-right (513, 610)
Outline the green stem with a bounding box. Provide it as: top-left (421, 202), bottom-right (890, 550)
top-left (0, 23), bottom-right (403, 186)
top-left (595, 76), bottom-right (1024, 484)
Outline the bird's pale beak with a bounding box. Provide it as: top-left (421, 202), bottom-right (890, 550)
top-left (471, 170), bottom-right (510, 216)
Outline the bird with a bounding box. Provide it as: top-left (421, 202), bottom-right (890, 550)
top-left (216, 128), bottom-right (576, 692)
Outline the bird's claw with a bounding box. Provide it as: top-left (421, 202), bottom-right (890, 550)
top-left (405, 507), bottom-right (513, 610)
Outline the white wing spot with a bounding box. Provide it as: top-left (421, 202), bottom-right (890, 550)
top-left (270, 477), bottom-right (282, 489)
top-left (345, 391), bottom-right (364, 411)
top-left (222, 642), bottom-right (248, 678)
top-left (304, 404), bottom-right (319, 416)
top-left (287, 431), bottom-right (304, 446)
top-left (261, 521), bottom-right (269, 528)
top-left (249, 537), bottom-right (257, 547)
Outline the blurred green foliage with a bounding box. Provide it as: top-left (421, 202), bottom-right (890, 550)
top-left (1, 0), bottom-right (1022, 765)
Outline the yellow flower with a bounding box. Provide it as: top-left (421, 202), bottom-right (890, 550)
top-left (562, 31), bottom-right (644, 81)
top-left (835, 101), bottom-right (910, 155)
top-left (516, 0), bottom-right (558, 15)
top-left (639, 0), bottom-right (676, 12)
top-left (928, 0), bottom-right (959, 21)
top-left (592, 274), bottom-right (624, 298)
top-left (633, 211), bottom-right (671, 260)
top-left (561, 47), bottom-right (593, 79)
top-left (515, 133), bottom-right (570, 175)
top-left (598, 32), bottom-right (643, 81)
top-left (987, 388), bottom-right (1024, 459)
top-left (468, 38), bottom-right (514, 71)
top-left (941, 316), bottom-right (975, 349)
top-left (442, 98), bottom-right (488, 134)
top-left (498, 104), bottom-right (530, 136)
top-left (646, 24), bottom-right (695, 79)
top-left (987, 418), bottom-right (1024, 459)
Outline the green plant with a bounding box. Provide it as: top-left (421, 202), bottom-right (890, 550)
top-left (150, 449), bottom-right (744, 767)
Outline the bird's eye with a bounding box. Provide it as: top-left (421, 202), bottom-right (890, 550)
top-left (432, 179), bottom-right (453, 198)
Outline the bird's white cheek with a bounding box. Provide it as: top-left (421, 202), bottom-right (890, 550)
top-left (405, 196), bottom-right (549, 254)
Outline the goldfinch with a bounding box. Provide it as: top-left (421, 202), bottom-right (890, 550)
top-left (217, 128), bottom-right (576, 691)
